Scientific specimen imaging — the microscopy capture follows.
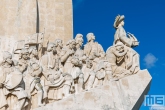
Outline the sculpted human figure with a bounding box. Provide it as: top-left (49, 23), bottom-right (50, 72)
top-left (0, 51), bottom-right (28, 110)
top-left (74, 34), bottom-right (86, 61)
top-left (54, 39), bottom-right (63, 57)
top-left (17, 48), bottom-right (29, 73)
top-left (26, 46), bottom-right (45, 107)
top-left (61, 39), bottom-right (83, 94)
top-left (113, 15), bottom-right (140, 74)
top-left (106, 42), bottom-right (131, 80)
top-left (113, 15), bottom-right (139, 47)
top-left (40, 43), bottom-right (72, 100)
top-left (94, 53), bottom-right (112, 85)
top-left (84, 33), bottom-right (105, 70)
top-left (82, 58), bottom-right (95, 90)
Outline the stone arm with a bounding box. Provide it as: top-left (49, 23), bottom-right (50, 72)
top-left (30, 66), bottom-right (42, 77)
top-left (39, 55), bottom-right (51, 80)
top-left (60, 49), bottom-right (70, 63)
top-left (71, 57), bottom-right (82, 67)
top-left (118, 27), bottom-right (133, 47)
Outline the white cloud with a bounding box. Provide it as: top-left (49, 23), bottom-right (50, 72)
top-left (144, 53), bottom-right (158, 68)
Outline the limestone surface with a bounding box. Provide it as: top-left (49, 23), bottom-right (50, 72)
top-left (35, 69), bottom-right (152, 110)
top-left (0, 0), bottom-right (73, 53)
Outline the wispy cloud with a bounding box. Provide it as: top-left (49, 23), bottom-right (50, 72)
top-left (73, 0), bottom-right (86, 9)
top-left (144, 53), bottom-right (158, 68)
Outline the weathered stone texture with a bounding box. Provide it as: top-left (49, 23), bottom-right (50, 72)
top-left (35, 69), bottom-right (152, 110)
top-left (0, 0), bottom-right (73, 53)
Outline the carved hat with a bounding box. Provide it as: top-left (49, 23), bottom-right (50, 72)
top-left (113, 15), bottom-right (125, 28)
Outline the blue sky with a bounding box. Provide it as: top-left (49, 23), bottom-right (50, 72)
top-left (72, 0), bottom-right (165, 109)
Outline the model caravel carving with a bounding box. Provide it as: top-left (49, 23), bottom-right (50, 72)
top-left (0, 15), bottom-right (147, 110)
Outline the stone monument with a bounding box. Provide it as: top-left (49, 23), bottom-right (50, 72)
top-left (0, 1), bottom-right (152, 110)
top-left (0, 0), bottom-right (73, 57)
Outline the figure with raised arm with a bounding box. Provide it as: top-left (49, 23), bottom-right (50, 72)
top-left (0, 51), bottom-right (28, 110)
top-left (40, 43), bottom-right (72, 100)
top-left (61, 39), bottom-right (83, 94)
top-left (113, 15), bottom-right (140, 74)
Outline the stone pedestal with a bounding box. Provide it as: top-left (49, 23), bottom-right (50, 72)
top-left (35, 69), bottom-right (152, 110)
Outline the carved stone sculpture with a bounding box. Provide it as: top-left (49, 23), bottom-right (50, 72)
top-left (84, 33), bottom-right (106, 86)
top-left (82, 59), bottom-right (95, 90)
top-left (40, 43), bottom-right (72, 101)
top-left (0, 52), bottom-right (28, 110)
top-left (54, 39), bottom-right (63, 57)
top-left (106, 42), bottom-right (131, 80)
top-left (84, 33), bottom-right (105, 69)
top-left (74, 34), bottom-right (85, 60)
top-left (113, 15), bottom-right (139, 47)
top-left (0, 11), bottom-right (152, 110)
top-left (113, 15), bottom-right (140, 75)
top-left (25, 46), bottom-right (45, 107)
top-left (61, 39), bottom-right (84, 94)
top-left (95, 53), bottom-right (112, 85)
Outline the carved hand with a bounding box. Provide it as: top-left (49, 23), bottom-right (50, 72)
top-left (48, 75), bottom-right (55, 84)
top-left (69, 50), bottom-right (75, 55)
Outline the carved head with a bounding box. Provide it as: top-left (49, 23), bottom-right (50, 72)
top-left (86, 59), bottom-right (93, 68)
top-left (47, 42), bottom-right (55, 52)
top-left (115, 41), bottom-right (124, 52)
top-left (54, 39), bottom-right (63, 48)
top-left (29, 46), bottom-right (38, 56)
top-left (113, 15), bottom-right (125, 29)
top-left (66, 39), bottom-right (76, 49)
top-left (87, 33), bottom-right (95, 42)
top-left (20, 48), bottom-right (29, 60)
top-left (75, 34), bottom-right (83, 47)
top-left (2, 51), bottom-right (13, 65)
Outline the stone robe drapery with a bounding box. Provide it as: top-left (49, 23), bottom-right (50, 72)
top-left (40, 53), bottom-right (65, 87)
top-left (114, 26), bottom-right (133, 47)
top-left (0, 67), bottom-right (7, 109)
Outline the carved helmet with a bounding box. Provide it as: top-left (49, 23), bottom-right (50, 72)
top-left (113, 15), bottom-right (125, 28)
